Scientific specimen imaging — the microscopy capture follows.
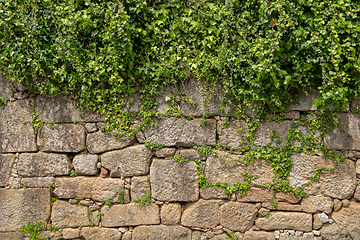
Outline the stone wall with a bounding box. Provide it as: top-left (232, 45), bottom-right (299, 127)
top-left (1, 75), bottom-right (360, 240)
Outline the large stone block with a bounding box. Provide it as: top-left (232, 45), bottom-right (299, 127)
top-left (161, 203), bottom-right (182, 225)
top-left (255, 212), bottom-right (312, 231)
top-left (217, 120), bottom-right (247, 150)
top-left (0, 189), bottom-right (51, 231)
top-left (86, 131), bottom-right (136, 154)
top-left (131, 176), bottom-right (151, 201)
top-left (324, 113), bottom-right (360, 150)
top-left (237, 188), bottom-right (275, 203)
top-left (219, 202), bottom-right (258, 232)
top-left (143, 117), bottom-right (216, 147)
top-left (81, 227), bottom-right (121, 240)
top-left (37, 124), bottom-right (85, 152)
top-left (243, 231), bottom-right (276, 240)
top-left (150, 158), bottom-right (199, 202)
top-left (0, 100), bottom-right (37, 153)
top-left (0, 74), bottom-right (13, 101)
top-left (331, 202), bottom-right (360, 239)
top-left (35, 95), bottom-right (105, 123)
top-left (132, 226), bottom-right (191, 240)
top-left (0, 154), bottom-right (14, 186)
top-left (51, 200), bottom-right (90, 228)
top-left (18, 152), bottom-right (71, 177)
top-left (73, 154), bottom-right (98, 176)
top-left (101, 145), bottom-right (152, 177)
top-left (101, 203), bottom-right (160, 227)
top-left (20, 177), bottom-right (54, 188)
top-left (0, 232), bottom-right (23, 240)
top-left (181, 200), bottom-right (222, 228)
top-left (289, 153), bottom-right (356, 199)
top-left (301, 196), bottom-right (334, 214)
top-left (53, 177), bottom-right (128, 202)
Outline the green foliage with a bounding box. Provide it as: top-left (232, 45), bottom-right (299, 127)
top-left (97, 212), bottom-right (104, 221)
top-left (118, 186), bottom-right (126, 204)
top-left (70, 169), bottom-right (77, 177)
top-left (264, 212), bottom-right (271, 219)
top-left (88, 221), bottom-right (94, 227)
top-left (50, 225), bottom-right (59, 233)
top-left (20, 222), bottom-right (47, 240)
top-left (193, 145), bottom-right (218, 157)
top-left (271, 194), bottom-right (278, 210)
top-left (225, 231), bottom-right (244, 240)
top-left (0, 97), bottom-right (6, 106)
top-left (103, 198), bottom-right (113, 208)
top-left (50, 197), bottom-right (58, 206)
top-left (145, 141), bottom-right (165, 151)
top-left (169, 155), bottom-right (188, 164)
top-left (134, 190), bottom-right (152, 206)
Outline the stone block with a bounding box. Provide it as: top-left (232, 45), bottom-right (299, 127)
top-left (86, 130), bottom-right (136, 154)
top-left (161, 203), bottom-right (182, 225)
top-left (255, 212), bottom-right (312, 231)
top-left (181, 200), bottom-right (222, 228)
top-left (154, 148), bottom-right (176, 158)
top-left (243, 231), bottom-right (276, 240)
top-left (0, 232), bottom-right (23, 240)
top-left (301, 196), bottom-right (334, 214)
top-left (143, 117), bottom-right (216, 147)
top-left (81, 227), bottom-right (121, 240)
top-left (37, 124), bottom-right (85, 153)
top-left (320, 222), bottom-right (349, 240)
top-left (18, 152), bottom-right (71, 177)
top-left (177, 149), bottom-right (206, 161)
top-left (0, 100), bottom-right (37, 153)
top-left (85, 123), bottom-right (97, 133)
top-left (276, 192), bottom-right (302, 204)
top-left (0, 74), bottom-right (13, 100)
top-left (217, 119), bottom-right (247, 150)
top-left (331, 202), bottom-right (360, 239)
top-left (0, 154), bottom-right (14, 186)
top-left (101, 203), bottom-right (160, 227)
top-left (150, 158), bottom-right (199, 202)
top-left (53, 177), bottom-right (129, 202)
top-left (35, 95), bottom-right (105, 123)
top-left (132, 225), bottom-right (191, 240)
top-left (0, 189), bottom-right (50, 231)
top-left (20, 177), bottom-right (54, 188)
top-left (51, 200), bottom-right (90, 228)
top-left (131, 176), bottom-right (150, 201)
top-left (219, 202), bottom-right (258, 232)
top-left (62, 228), bottom-right (80, 239)
top-left (262, 202), bottom-right (303, 212)
top-left (101, 145), bottom-right (152, 177)
top-left (73, 154), bottom-right (98, 176)
top-left (288, 89), bottom-right (318, 111)
top-left (289, 153), bottom-right (356, 199)
top-left (237, 188), bottom-right (275, 203)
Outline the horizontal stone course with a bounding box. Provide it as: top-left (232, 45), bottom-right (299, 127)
top-left (255, 212), bottom-right (312, 231)
top-left (132, 225), bottom-right (191, 240)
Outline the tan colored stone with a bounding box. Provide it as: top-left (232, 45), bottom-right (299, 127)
top-left (313, 214), bottom-right (323, 230)
top-left (131, 176), bottom-right (151, 201)
top-left (38, 231), bottom-right (61, 240)
top-left (284, 111), bottom-right (300, 120)
top-left (177, 149), bottom-right (206, 161)
top-left (51, 200), bottom-right (90, 228)
top-left (101, 203), bottom-right (160, 227)
top-left (0, 189), bottom-right (50, 231)
top-left (0, 232), bottom-right (23, 240)
top-left (211, 234), bottom-right (228, 240)
top-left (144, 117), bottom-right (217, 147)
top-left (154, 148), bottom-right (176, 158)
top-left (356, 160), bottom-right (360, 177)
top-left (37, 124), bottom-right (85, 152)
top-left (0, 154), bottom-right (14, 186)
top-left (320, 222), bottom-right (350, 240)
top-left (161, 203), bottom-right (182, 225)
top-left (85, 123), bottom-right (97, 133)
top-left (277, 192), bottom-right (302, 204)
top-left (73, 154), bottom-right (98, 176)
top-left (122, 232), bottom-right (132, 240)
top-left (258, 208), bottom-right (270, 218)
top-left (243, 231), bottom-right (276, 240)
top-left (18, 152), bottom-right (71, 177)
top-left (255, 212), bottom-right (312, 231)
top-left (181, 200), bottom-right (221, 228)
top-left (101, 145), bottom-right (152, 177)
top-left (0, 100), bottom-right (37, 153)
top-left (20, 177), bottom-right (54, 188)
top-left (219, 202), bottom-right (258, 232)
top-left (62, 228), bottom-right (80, 239)
top-left (150, 158), bottom-right (199, 202)
top-left (262, 202), bottom-right (303, 212)
top-left (53, 177), bottom-right (129, 202)
top-left (86, 130), bottom-right (136, 154)
top-left (100, 167), bottom-right (108, 178)
top-left (354, 185), bottom-right (360, 201)
top-left (332, 201), bottom-right (360, 239)
top-left (289, 153), bottom-right (356, 199)
top-left (81, 227), bottom-right (121, 240)
top-left (301, 196), bottom-right (333, 214)
top-left (132, 225), bottom-right (191, 240)
top-left (217, 120), bottom-right (247, 150)
top-left (333, 198), bottom-right (342, 211)
top-left (237, 188), bottom-right (275, 203)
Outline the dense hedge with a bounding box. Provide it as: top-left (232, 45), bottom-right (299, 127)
top-left (1, 0), bottom-right (360, 130)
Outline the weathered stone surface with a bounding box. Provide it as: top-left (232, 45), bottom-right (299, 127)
top-left (277, 192), bottom-right (302, 204)
top-left (35, 95), bottom-right (105, 123)
top-left (217, 120), bottom-right (247, 150)
top-left (161, 203), bottom-right (182, 225)
top-left (132, 225), bottom-right (191, 240)
top-left (211, 234), bottom-right (228, 240)
top-left (51, 200), bottom-right (90, 228)
top-left (131, 176), bottom-right (151, 201)
top-left (320, 222), bottom-right (351, 240)
top-left (289, 153), bottom-right (356, 199)
top-left (62, 228), bottom-right (80, 239)
top-left (101, 145), bottom-right (152, 177)
top-left (0, 74), bottom-right (13, 100)
top-left (144, 117), bottom-right (216, 147)
top-left (101, 203), bottom-right (160, 227)
top-left (150, 158), bottom-right (199, 202)
top-left (73, 154), bottom-right (98, 176)
top-left (255, 212), bottom-right (312, 231)
top-left (334, 198), bottom-right (343, 211)
top-left (154, 148), bottom-right (176, 158)
top-left (313, 214), bottom-right (323, 230)
top-left (301, 196), bottom-right (334, 214)
top-left (284, 111), bottom-right (300, 120)
top-left (0, 232), bottom-right (22, 240)
top-left (288, 89), bottom-right (318, 111)
top-left (356, 160), bottom-right (360, 177)
top-left (262, 202), bottom-right (303, 212)
top-left (81, 227), bottom-right (121, 240)
top-left (351, 96), bottom-right (360, 110)
top-left (0, 189), bottom-right (50, 231)
top-left (177, 149), bottom-right (206, 161)
top-left (237, 188), bottom-right (275, 203)
top-left (243, 231), bottom-right (276, 240)
top-left (0, 154), bottom-right (14, 186)
top-left (219, 202), bottom-right (258, 232)
top-left (53, 177), bottom-right (129, 202)
top-left (353, 185), bottom-right (360, 201)
top-left (332, 201), bottom-right (360, 239)
top-left (0, 100), bottom-right (37, 152)
top-left (200, 187), bottom-right (229, 200)
top-left (181, 200), bottom-right (221, 228)
top-left (20, 177), bottom-right (54, 188)
top-left (324, 113), bottom-right (360, 150)
top-left (258, 208), bottom-right (270, 217)
top-left (18, 152), bottom-right (71, 177)
top-left (87, 130), bottom-right (136, 154)
top-left (85, 123), bottom-right (97, 133)
top-left (37, 124), bottom-right (85, 152)
top-left (122, 232), bottom-right (132, 240)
